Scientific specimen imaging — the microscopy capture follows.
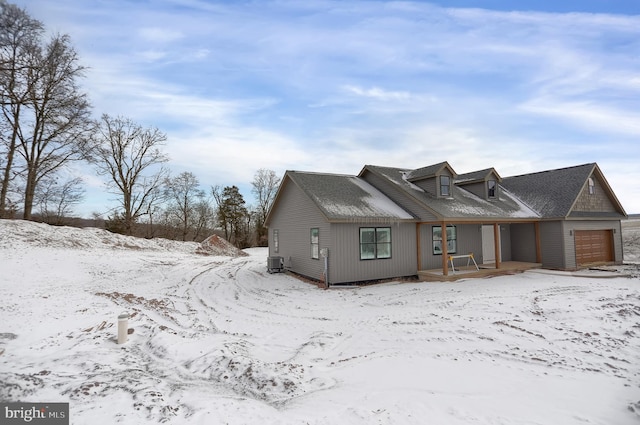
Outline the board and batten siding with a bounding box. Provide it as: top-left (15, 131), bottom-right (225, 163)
top-left (419, 223), bottom-right (483, 270)
top-left (268, 180), bottom-right (329, 281)
top-left (509, 223), bottom-right (537, 263)
top-left (563, 220), bottom-right (623, 269)
top-left (539, 221), bottom-right (565, 269)
top-left (328, 222), bottom-right (417, 284)
top-left (499, 224), bottom-right (512, 262)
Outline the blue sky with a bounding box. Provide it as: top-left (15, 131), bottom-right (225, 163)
top-left (17, 0), bottom-right (640, 215)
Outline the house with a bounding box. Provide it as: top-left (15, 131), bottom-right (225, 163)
top-left (264, 162), bottom-right (627, 285)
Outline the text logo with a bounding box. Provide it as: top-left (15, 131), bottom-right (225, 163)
top-left (1, 403), bottom-right (68, 424)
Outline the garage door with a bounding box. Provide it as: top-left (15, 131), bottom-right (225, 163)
top-left (575, 230), bottom-right (613, 265)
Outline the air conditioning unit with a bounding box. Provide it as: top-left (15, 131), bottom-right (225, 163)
top-left (267, 256), bottom-right (284, 273)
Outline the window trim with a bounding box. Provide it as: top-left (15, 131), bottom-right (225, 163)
top-left (440, 175), bottom-right (450, 197)
top-left (588, 177), bottom-right (595, 195)
top-left (487, 180), bottom-right (497, 198)
top-left (359, 227), bottom-right (392, 260)
top-left (310, 228), bottom-right (319, 259)
top-left (432, 225), bottom-right (457, 255)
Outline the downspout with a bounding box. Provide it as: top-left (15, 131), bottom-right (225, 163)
top-left (324, 253), bottom-right (329, 288)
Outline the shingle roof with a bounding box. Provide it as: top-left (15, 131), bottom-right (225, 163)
top-left (405, 161), bottom-right (454, 182)
top-left (501, 163), bottom-right (595, 218)
top-left (273, 162), bottom-right (625, 224)
top-left (365, 165), bottom-right (540, 220)
top-left (286, 171), bottom-right (416, 222)
top-left (455, 168), bottom-right (501, 184)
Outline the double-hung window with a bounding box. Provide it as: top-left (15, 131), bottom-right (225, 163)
top-left (440, 176), bottom-right (450, 197)
top-left (487, 180), bottom-right (497, 198)
top-left (360, 227), bottom-right (391, 260)
top-left (311, 228), bottom-right (319, 259)
top-left (432, 225), bottom-right (457, 255)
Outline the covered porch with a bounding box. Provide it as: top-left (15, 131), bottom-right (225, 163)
top-left (415, 220), bottom-right (542, 281)
top-left (418, 261), bottom-right (543, 282)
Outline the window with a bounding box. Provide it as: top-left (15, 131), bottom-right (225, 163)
top-left (588, 177), bottom-right (595, 195)
top-left (360, 227), bottom-right (391, 260)
top-left (487, 180), bottom-right (496, 198)
top-left (440, 175), bottom-right (450, 197)
top-left (311, 228), bottom-right (319, 259)
top-left (432, 225), bottom-right (457, 255)
top-left (273, 229), bottom-right (279, 253)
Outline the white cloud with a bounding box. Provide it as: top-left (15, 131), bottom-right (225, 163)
top-left (344, 85), bottom-right (411, 101)
top-left (138, 27), bottom-right (184, 43)
top-left (520, 98), bottom-right (640, 136)
top-left (11, 0), bottom-right (640, 214)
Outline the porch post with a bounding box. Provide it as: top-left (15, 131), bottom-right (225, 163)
top-left (534, 221), bottom-right (542, 263)
top-left (442, 221), bottom-right (449, 276)
top-left (493, 223), bottom-right (501, 269)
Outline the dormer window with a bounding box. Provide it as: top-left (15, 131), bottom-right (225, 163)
top-left (487, 180), bottom-right (496, 198)
top-left (440, 175), bottom-right (450, 197)
top-left (588, 177), bottom-right (595, 195)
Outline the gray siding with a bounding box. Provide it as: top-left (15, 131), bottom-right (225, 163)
top-left (539, 221), bottom-right (565, 269)
top-left (510, 223), bottom-right (537, 263)
top-left (268, 180), bottom-right (329, 281)
top-left (419, 223), bottom-right (482, 269)
top-left (563, 220), bottom-right (623, 269)
top-left (328, 222), bottom-right (417, 284)
top-left (460, 182), bottom-right (484, 199)
top-left (500, 224), bottom-right (512, 262)
top-left (414, 177), bottom-right (437, 196)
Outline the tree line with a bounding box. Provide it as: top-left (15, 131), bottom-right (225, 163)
top-left (0, 1), bottom-right (280, 247)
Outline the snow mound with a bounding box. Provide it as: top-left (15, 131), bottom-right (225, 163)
top-left (0, 219), bottom-right (199, 253)
top-left (195, 234), bottom-right (248, 257)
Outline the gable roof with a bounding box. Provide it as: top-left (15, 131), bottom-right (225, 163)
top-left (501, 163), bottom-right (626, 218)
top-left (405, 161), bottom-right (456, 182)
top-left (362, 165), bottom-right (540, 220)
top-left (455, 168), bottom-right (502, 184)
top-left (272, 171), bottom-right (416, 223)
top-left (267, 162), bottom-right (626, 226)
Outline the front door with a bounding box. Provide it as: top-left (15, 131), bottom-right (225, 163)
top-left (482, 225), bottom-right (500, 264)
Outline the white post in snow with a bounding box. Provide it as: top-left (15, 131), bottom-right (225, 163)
top-left (117, 313), bottom-right (129, 344)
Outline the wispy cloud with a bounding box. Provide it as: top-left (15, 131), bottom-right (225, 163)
top-left (344, 85), bottom-right (412, 101)
top-left (14, 0), bottom-right (640, 214)
top-left (138, 27), bottom-right (184, 43)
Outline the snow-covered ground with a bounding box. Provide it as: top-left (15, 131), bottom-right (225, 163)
top-left (1, 218), bottom-right (639, 424)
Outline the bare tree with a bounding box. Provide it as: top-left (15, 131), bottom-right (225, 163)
top-left (17, 34), bottom-right (93, 220)
top-left (164, 171), bottom-right (204, 241)
top-left (0, 1), bottom-right (43, 217)
top-left (141, 186), bottom-right (165, 239)
top-left (90, 114), bottom-right (169, 235)
top-left (251, 168), bottom-right (280, 246)
top-left (191, 197), bottom-right (215, 241)
top-left (35, 175), bottom-right (84, 224)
